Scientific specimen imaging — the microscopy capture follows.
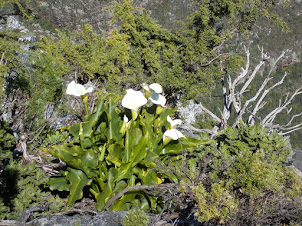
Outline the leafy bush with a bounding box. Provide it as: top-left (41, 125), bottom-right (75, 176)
top-left (159, 125), bottom-right (302, 225)
top-left (33, 129), bottom-right (69, 148)
top-left (43, 86), bottom-right (206, 211)
top-left (122, 208), bottom-right (149, 226)
top-left (0, 161), bottom-right (65, 220)
top-left (36, 0), bottom-right (287, 101)
top-left (0, 121), bottom-right (16, 162)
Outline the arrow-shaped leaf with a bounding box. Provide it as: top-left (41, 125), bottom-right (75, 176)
top-left (66, 168), bottom-right (92, 207)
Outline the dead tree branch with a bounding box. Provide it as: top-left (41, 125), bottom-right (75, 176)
top-left (104, 183), bottom-right (178, 210)
top-left (194, 45), bottom-right (302, 136)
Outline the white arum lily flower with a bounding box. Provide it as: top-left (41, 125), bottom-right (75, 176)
top-left (163, 129), bottom-right (185, 145)
top-left (141, 83), bottom-right (163, 99)
top-left (149, 93), bottom-right (166, 107)
top-left (149, 83), bottom-right (163, 93)
top-left (122, 89), bottom-right (147, 120)
top-left (141, 83), bottom-right (150, 92)
top-left (167, 116), bottom-right (182, 129)
top-left (66, 81), bottom-right (94, 115)
top-left (66, 81), bottom-right (94, 97)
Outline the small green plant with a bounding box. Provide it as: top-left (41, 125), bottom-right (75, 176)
top-left (0, 121), bottom-right (16, 162)
top-left (122, 208), bottom-right (149, 226)
top-left (0, 161), bottom-right (65, 220)
top-left (34, 129), bottom-right (69, 148)
top-left (43, 83), bottom-right (207, 211)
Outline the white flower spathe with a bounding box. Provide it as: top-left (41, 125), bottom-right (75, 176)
top-left (66, 81), bottom-right (93, 96)
top-left (149, 83), bottom-right (163, 93)
top-left (141, 83), bottom-right (163, 93)
top-left (122, 89), bottom-right (147, 111)
top-left (167, 116), bottom-right (182, 129)
top-left (149, 93), bottom-right (166, 107)
top-left (163, 129), bottom-right (185, 142)
top-left (123, 115), bottom-right (129, 123)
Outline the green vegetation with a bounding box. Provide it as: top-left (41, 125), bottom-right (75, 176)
top-left (44, 91), bottom-right (205, 211)
top-left (122, 208), bottom-right (149, 226)
top-left (0, 0), bottom-right (301, 224)
top-left (161, 125), bottom-right (302, 224)
top-left (0, 161), bottom-right (65, 220)
top-left (0, 0), bottom-right (39, 20)
top-left (0, 121), bottom-right (16, 163)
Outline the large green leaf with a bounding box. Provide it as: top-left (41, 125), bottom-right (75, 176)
top-left (66, 168), bottom-right (92, 207)
top-left (48, 172), bottom-right (69, 191)
top-left (115, 132), bottom-right (148, 182)
top-left (141, 168), bottom-right (159, 185)
top-left (105, 98), bottom-right (123, 141)
top-left (85, 96), bottom-right (105, 126)
top-left (95, 167), bottom-right (117, 210)
top-left (42, 145), bottom-right (98, 177)
top-left (107, 143), bottom-right (124, 167)
top-left (122, 126), bottom-right (142, 163)
top-left (142, 150), bottom-right (158, 167)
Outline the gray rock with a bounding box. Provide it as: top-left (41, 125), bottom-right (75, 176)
top-left (90, 211), bottom-right (127, 226)
top-left (6, 16), bottom-right (26, 30)
top-left (177, 100), bottom-right (204, 124)
top-left (291, 151), bottom-right (302, 172)
top-left (26, 215), bottom-right (91, 226)
top-left (19, 35), bottom-right (36, 43)
top-left (25, 211), bottom-right (128, 226)
top-left (50, 114), bottom-right (82, 130)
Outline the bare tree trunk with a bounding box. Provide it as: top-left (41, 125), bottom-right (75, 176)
top-left (188, 45), bottom-right (302, 137)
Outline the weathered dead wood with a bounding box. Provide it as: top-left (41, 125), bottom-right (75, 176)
top-left (104, 183), bottom-right (178, 210)
top-left (195, 45), bottom-right (302, 136)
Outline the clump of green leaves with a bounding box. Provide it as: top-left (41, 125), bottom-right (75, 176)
top-left (43, 90), bottom-right (206, 211)
top-left (34, 129), bottom-right (68, 148)
top-left (192, 181), bottom-right (238, 223)
top-left (0, 161), bottom-right (65, 220)
top-left (122, 208), bottom-right (149, 226)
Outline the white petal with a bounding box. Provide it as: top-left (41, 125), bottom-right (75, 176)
top-left (149, 93), bottom-right (166, 107)
top-left (141, 83), bottom-right (150, 92)
top-left (122, 89), bottom-right (147, 110)
top-left (171, 119), bottom-right (182, 128)
top-left (75, 83), bottom-right (88, 95)
top-left (86, 87), bottom-right (94, 93)
top-left (163, 129), bottom-right (185, 140)
top-left (123, 115), bottom-right (129, 123)
top-left (167, 116), bottom-right (182, 128)
top-left (66, 81), bottom-right (82, 96)
top-left (149, 83), bottom-right (163, 93)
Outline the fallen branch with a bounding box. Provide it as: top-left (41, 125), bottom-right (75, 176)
top-left (104, 183), bottom-right (178, 210)
top-left (56, 207), bottom-right (97, 216)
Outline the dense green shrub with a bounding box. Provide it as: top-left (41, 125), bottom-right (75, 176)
top-left (122, 208), bottom-right (149, 226)
top-left (160, 125), bottom-right (302, 225)
top-left (33, 129), bottom-right (69, 148)
top-left (35, 0), bottom-right (287, 101)
top-left (0, 120), bottom-right (16, 162)
top-left (0, 161), bottom-right (65, 220)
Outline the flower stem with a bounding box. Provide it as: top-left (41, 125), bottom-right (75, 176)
top-left (82, 95), bottom-right (89, 115)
